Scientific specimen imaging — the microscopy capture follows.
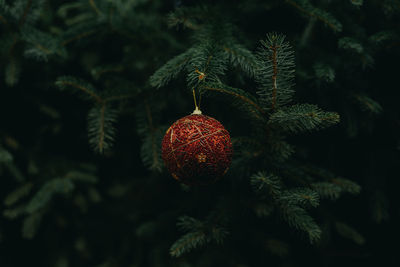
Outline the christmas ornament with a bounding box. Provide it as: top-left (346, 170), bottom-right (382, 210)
top-left (161, 107), bottom-right (233, 185)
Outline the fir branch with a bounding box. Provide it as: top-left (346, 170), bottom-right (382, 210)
top-left (223, 43), bottom-right (258, 78)
top-left (187, 43), bottom-right (228, 88)
top-left (88, 104), bottom-right (117, 154)
top-left (311, 182), bottom-right (342, 200)
top-left (149, 48), bottom-right (194, 88)
top-left (256, 33), bottom-right (295, 111)
top-left (201, 83), bottom-right (265, 119)
top-left (167, 6), bottom-right (203, 30)
top-left (251, 172), bottom-right (321, 243)
top-left (279, 204), bottom-right (321, 243)
top-left (21, 26), bottom-right (67, 61)
top-left (264, 133), bottom-right (295, 163)
top-left (177, 216), bottom-right (203, 232)
top-left (170, 215), bottom-right (228, 257)
top-left (269, 104), bottom-right (340, 133)
top-left (250, 172), bottom-right (282, 196)
top-left (279, 188), bottom-right (320, 208)
top-left (170, 231), bottom-right (208, 257)
top-left (285, 0), bottom-right (343, 32)
top-left (136, 102), bottom-right (163, 172)
top-left (25, 178), bottom-right (75, 214)
top-left (55, 76), bottom-right (102, 103)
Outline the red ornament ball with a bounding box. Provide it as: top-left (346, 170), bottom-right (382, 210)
top-left (161, 112), bottom-right (233, 185)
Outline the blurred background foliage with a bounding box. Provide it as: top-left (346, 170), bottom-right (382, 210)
top-left (0, 0), bottom-right (399, 266)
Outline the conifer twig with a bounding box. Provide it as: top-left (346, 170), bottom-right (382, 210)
top-left (202, 85), bottom-right (265, 118)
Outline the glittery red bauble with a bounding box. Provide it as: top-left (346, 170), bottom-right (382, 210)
top-left (161, 113), bottom-right (233, 185)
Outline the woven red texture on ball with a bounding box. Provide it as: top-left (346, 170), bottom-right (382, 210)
top-left (161, 114), bottom-right (232, 185)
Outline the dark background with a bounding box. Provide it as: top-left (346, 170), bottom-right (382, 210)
top-left (0, 0), bottom-right (399, 266)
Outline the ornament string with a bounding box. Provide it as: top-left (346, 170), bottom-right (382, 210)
top-left (192, 87), bottom-right (202, 114)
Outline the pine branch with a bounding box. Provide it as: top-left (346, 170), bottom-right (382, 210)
top-left (88, 104), bottom-right (117, 154)
top-left (264, 132), bottom-right (295, 163)
top-left (149, 48), bottom-right (194, 88)
top-left (250, 172), bottom-right (282, 197)
top-left (170, 231), bottom-right (208, 257)
top-left (251, 172), bottom-right (321, 243)
top-left (311, 182), bottom-right (342, 200)
top-left (25, 178), bottom-right (75, 214)
top-left (279, 188), bottom-right (320, 208)
top-left (20, 26), bottom-right (67, 61)
top-left (136, 102), bottom-right (163, 172)
top-left (279, 204), bottom-right (321, 243)
top-left (223, 43), bottom-right (258, 78)
top-left (170, 215), bottom-right (228, 257)
top-left (177, 216), bottom-right (203, 232)
top-left (186, 43), bottom-right (228, 88)
top-left (269, 104), bottom-right (340, 133)
top-left (167, 6), bottom-right (203, 29)
top-left (201, 83), bottom-right (265, 119)
top-left (55, 76), bottom-right (102, 102)
top-left (256, 33), bottom-right (295, 111)
top-left (285, 0), bottom-right (343, 32)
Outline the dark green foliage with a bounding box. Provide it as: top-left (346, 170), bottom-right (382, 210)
top-left (256, 33), bottom-right (295, 111)
top-left (285, 0), bottom-right (343, 32)
top-left (170, 215), bottom-right (229, 257)
top-left (87, 105), bottom-right (118, 154)
top-left (135, 102), bottom-right (164, 172)
top-left (251, 172), bottom-right (321, 243)
top-left (0, 0), bottom-right (398, 266)
top-left (313, 62), bottom-right (335, 83)
top-left (269, 104), bottom-right (340, 133)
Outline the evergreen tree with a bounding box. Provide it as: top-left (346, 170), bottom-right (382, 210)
top-left (0, 0), bottom-right (398, 266)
